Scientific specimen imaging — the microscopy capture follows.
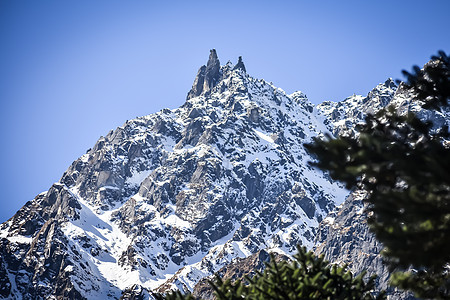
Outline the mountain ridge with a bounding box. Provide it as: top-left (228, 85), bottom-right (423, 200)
top-left (2, 49), bottom-right (440, 299)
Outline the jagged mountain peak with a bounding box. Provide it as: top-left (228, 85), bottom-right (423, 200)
top-left (207, 49), bottom-right (219, 64)
top-left (187, 49), bottom-right (221, 100)
top-left (187, 50), bottom-right (251, 101)
top-left (0, 50), bottom-right (350, 298)
top-left (3, 50), bottom-right (435, 299)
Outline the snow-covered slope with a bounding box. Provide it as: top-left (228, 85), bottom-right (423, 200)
top-left (317, 78), bottom-right (397, 137)
top-left (0, 50), bottom-right (349, 299)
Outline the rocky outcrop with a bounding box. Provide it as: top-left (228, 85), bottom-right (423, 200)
top-left (313, 191), bottom-right (416, 299)
top-left (187, 49), bottom-right (222, 100)
top-left (120, 284), bottom-right (151, 300)
top-left (232, 56), bottom-right (246, 73)
top-left (317, 78), bottom-right (398, 137)
top-left (191, 250), bottom-right (288, 300)
top-left (0, 184), bottom-right (87, 299)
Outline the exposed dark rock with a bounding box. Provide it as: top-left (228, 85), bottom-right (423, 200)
top-left (187, 49), bottom-right (221, 100)
top-left (314, 191), bottom-right (416, 299)
top-left (120, 284), bottom-right (150, 300)
top-left (192, 250), bottom-right (288, 300)
top-left (0, 244), bottom-right (11, 298)
top-left (187, 65), bottom-right (206, 100)
top-left (204, 49), bottom-right (221, 90)
top-left (232, 56), bottom-right (246, 73)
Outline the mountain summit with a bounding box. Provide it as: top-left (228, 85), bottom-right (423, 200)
top-left (1, 50), bottom-right (441, 299)
top-left (187, 49), bottom-right (222, 99)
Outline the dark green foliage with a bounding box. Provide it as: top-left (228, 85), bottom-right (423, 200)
top-left (399, 50), bottom-right (450, 110)
top-left (305, 51), bottom-right (450, 299)
top-left (209, 246), bottom-right (384, 300)
top-left (390, 270), bottom-right (450, 300)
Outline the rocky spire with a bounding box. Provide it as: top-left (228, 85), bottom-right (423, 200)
top-left (233, 56), bottom-right (246, 72)
top-left (187, 49), bottom-right (221, 100)
top-left (187, 65), bottom-right (206, 100)
top-left (204, 49), bottom-right (221, 88)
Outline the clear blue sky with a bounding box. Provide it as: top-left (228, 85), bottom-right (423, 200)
top-left (1, 0), bottom-right (449, 222)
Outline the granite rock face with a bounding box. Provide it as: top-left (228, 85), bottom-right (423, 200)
top-left (187, 49), bottom-right (222, 100)
top-left (313, 192), bottom-right (415, 299)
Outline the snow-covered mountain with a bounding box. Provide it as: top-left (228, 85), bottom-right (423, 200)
top-left (313, 60), bottom-right (450, 300)
top-left (0, 50), bottom-right (445, 299)
top-left (317, 78), bottom-right (397, 136)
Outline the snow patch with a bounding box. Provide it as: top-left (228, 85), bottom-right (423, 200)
top-left (253, 129), bottom-right (275, 143)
